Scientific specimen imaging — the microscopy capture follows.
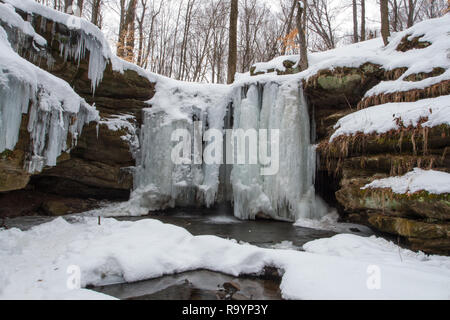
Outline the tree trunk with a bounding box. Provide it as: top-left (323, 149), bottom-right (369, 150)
top-left (91, 0), bottom-right (101, 27)
top-left (117, 0), bottom-right (137, 61)
top-left (360, 0), bottom-right (365, 41)
top-left (64, 0), bottom-right (73, 12)
top-left (406, 0), bottom-right (415, 28)
top-left (352, 0), bottom-right (358, 43)
top-left (77, 0), bottom-right (84, 15)
top-left (296, 0), bottom-right (308, 71)
top-left (392, 0), bottom-right (399, 32)
top-left (116, 0), bottom-right (126, 57)
top-left (227, 0), bottom-right (238, 84)
top-left (380, 0), bottom-right (390, 46)
top-left (124, 0), bottom-right (137, 62)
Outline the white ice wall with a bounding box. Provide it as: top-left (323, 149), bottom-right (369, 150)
top-left (231, 80), bottom-right (323, 221)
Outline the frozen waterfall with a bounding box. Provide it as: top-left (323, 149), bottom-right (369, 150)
top-left (128, 79), bottom-right (327, 222)
top-left (230, 81), bottom-right (324, 222)
top-left (131, 81), bottom-right (231, 212)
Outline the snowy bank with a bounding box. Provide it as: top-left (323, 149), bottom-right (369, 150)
top-left (362, 168), bottom-right (450, 195)
top-left (0, 217), bottom-right (449, 300)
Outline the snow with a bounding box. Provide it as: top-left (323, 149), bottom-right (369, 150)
top-left (0, 9), bottom-right (98, 172)
top-left (303, 233), bottom-right (450, 270)
top-left (0, 217), bottom-right (449, 300)
top-left (244, 13), bottom-right (450, 96)
top-left (362, 168), bottom-right (450, 195)
top-left (294, 211), bottom-right (373, 234)
top-left (0, 2), bottom-right (46, 47)
top-left (330, 95), bottom-right (450, 141)
top-left (251, 55), bottom-right (299, 75)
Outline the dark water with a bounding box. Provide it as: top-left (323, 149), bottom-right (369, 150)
top-left (92, 270), bottom-right (282, 300)
top-left (115, 206), bottom-right (340, 249)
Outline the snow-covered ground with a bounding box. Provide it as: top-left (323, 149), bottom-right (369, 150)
top-left (362, 168), bottom-right (450, 195)
top-left (0, 217), bottom-right (449, 300)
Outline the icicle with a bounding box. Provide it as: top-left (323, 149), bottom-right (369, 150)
top-left (56, 31), bottom-right (106, 94)
top-left (0, 76), bottom-right (32, 153)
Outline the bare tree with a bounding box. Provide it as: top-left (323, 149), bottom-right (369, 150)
top-left (227, 0), bottom-right (238, 84)
top-left (78, 0), bottom-right (84, 14)
top-left (360, 0), bottom-right (366, 41)
top-left (135, 0), bottom-right (147, 67)
top-left (296, 0), bottom-right (308, 70)
top-left (91, 0), bottom-right (102, 27)
top-left (308, 0), bottom-right (337, 51)
top-left (352, 0), bottom-right (358, 43)
top-left (405, 0), bottom-right (416, 28)
top-left (380, 0), bottom-right (390, 46)
top-left (117, 0), bottom-right (137, 62)
top-left (64, 0), bottom-right (73, 12)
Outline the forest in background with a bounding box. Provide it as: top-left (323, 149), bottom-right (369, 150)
top-left (34, 0), bottom-right (449, 83)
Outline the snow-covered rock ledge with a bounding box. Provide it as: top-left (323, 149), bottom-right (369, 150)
top-left (362, 168), bottom-right (450, 195)
top-left (0, 217), bottom-right (449, 300)
top-left (0, 2), bottom-right (99, 175)
top-left (330, 95), bottom-right (450, 142)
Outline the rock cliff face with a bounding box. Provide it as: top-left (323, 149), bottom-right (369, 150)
top-left (301, 62), bottom-right (449, 255)
top-left (0, 3), bottom-right (155, 216)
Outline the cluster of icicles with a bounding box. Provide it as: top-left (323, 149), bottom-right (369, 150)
top-left (0, 14), bottom-right (101, 173)
top-left (0, 74), bottom-right (98, 173)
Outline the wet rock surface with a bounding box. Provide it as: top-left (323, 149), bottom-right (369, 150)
top-left (0, 189), bottom-right (101, 218)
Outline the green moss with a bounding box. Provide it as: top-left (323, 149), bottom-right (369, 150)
top-left (404, 67), bottom-right (446, 82)
top-left (0, 149), bottom-right (13, 159)
top-left (317, 74), bottom-right (362, 90)
top-left (362, 188), bottom-right (450, 202)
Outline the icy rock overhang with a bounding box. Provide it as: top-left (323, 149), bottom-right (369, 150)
top-left (0, 2), bottom-right (99, 175)
top-left (1, 0), bottom-right (159, 95)
top-left (0, 0), bottom-right (160, 197)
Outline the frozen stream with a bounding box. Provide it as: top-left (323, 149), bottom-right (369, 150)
top-left (3, 205), bottom-right (373, 301)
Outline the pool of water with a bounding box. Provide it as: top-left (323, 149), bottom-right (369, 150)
top-left (92, 270), bottom-right (282, 300)
top-left (113, 206), bottom-right (348, 249)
